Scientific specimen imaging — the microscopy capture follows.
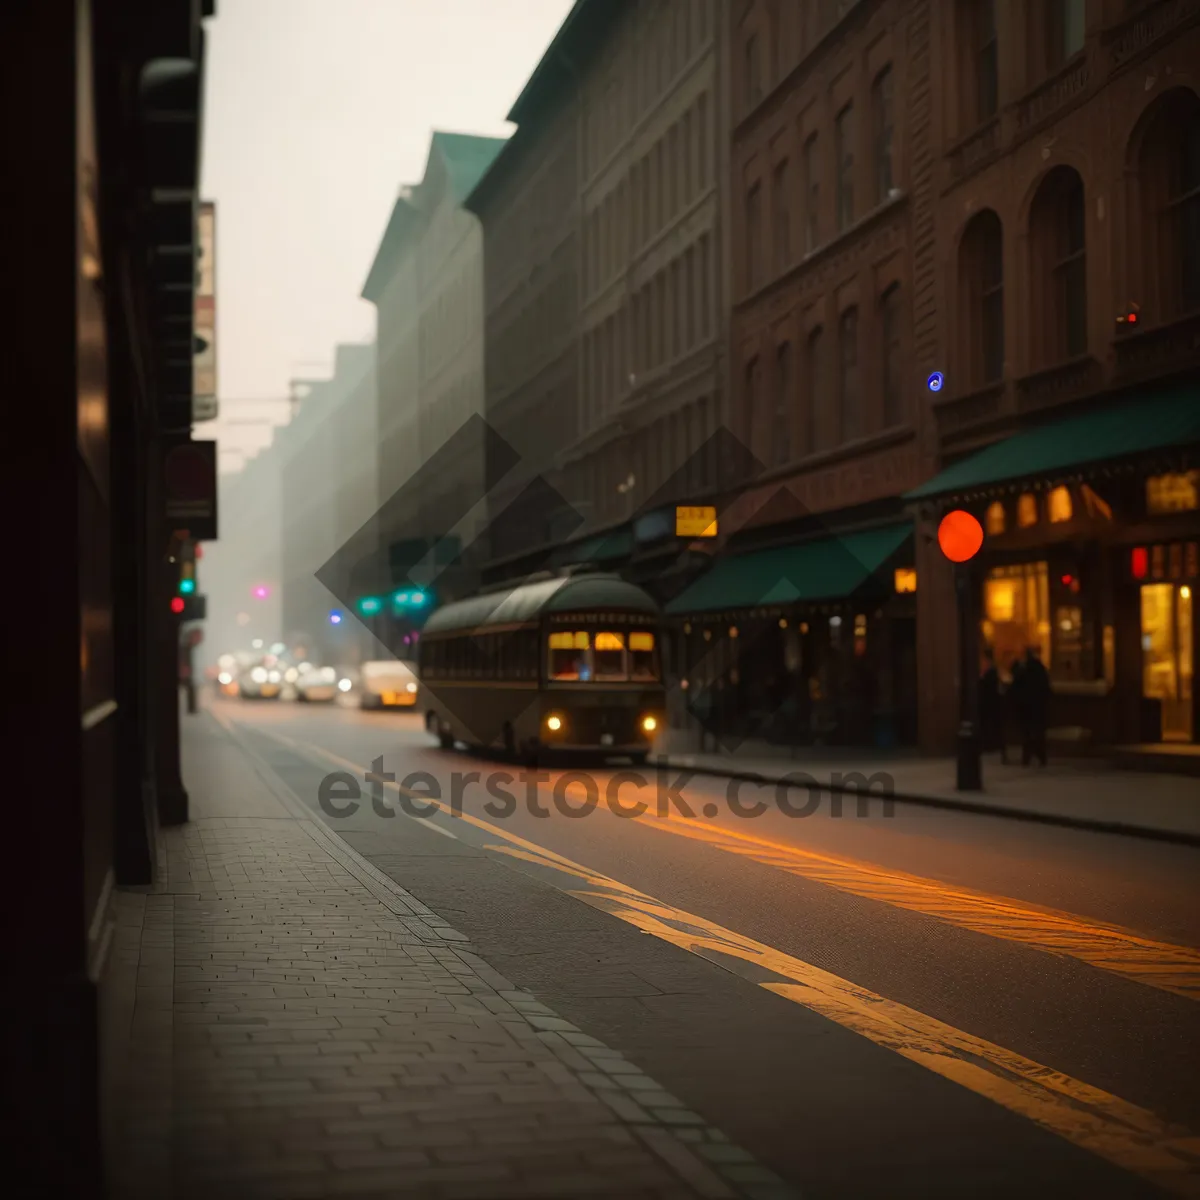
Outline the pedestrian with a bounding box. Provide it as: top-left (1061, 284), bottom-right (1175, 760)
top-left (1020, 645), bottom-right (1050, 766)
top-left (978, 648), bottom-right (1008, 764)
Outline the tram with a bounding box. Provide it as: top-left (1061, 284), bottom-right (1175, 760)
top-left (418, 571), bottom-right (665, 763)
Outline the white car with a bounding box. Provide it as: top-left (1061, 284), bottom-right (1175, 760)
top-left (360, 660), bottom-right (419, 710)
top-left (295, 666), bottom-right (338, 702)
top-left (239, 663), bottom-right (282, 699)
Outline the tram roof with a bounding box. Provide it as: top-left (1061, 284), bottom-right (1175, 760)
top-left (420, 573), bottom-right (658, 636)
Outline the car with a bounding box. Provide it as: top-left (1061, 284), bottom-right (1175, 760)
top-left (359, 659), bottom-right (419, 710)
top-left (295, 665), bottom-right (338, 702)
top-left (239, 663), bottom-right (282, 699)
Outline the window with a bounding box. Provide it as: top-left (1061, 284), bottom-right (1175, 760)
top-left (982, 562), bottom-right (1050, 675)
top-left (744, 34), bottom-right (761, 109)
top-left (880, 284), bottom-right (903, 426)
top-left (773, 159), bottom-right (791, 270)
top-left (1018, 493), bottom-right (1038, 527)
top-left (805, 325), bottom-right (824, 452)
top-left (630, 630), bottom-right (659, 681)
top-left (593, 631), bottom-right (627, 680)
top-left (549, 630), bottom-right (590, 680)
top-left (960, 209), bottom-right (1005, 384)
top-left (744, 356), bottom-right (762, 459)
top-left (746, 182), bottom-right (763, 291)
top-left (835, 104), bottom-right (854, 231)
top-left (1147, 472), bottom-right (1200, 514)
top-left (839, 308), bottom-right (861, 442)
top-left (1048, 485), bottom-right (1073, 523)
top-left (1046, 0), bottom-right (1085, 70)
top-left (872, 67), bottom-right (894, 203)
top-left (1030, 168), bottom-right (1087, 364)
top-left (774, 341), bottom-right (793, 465)
top-left (986, 500), bottom-right (1006, 535)
top-left (803, 134), bottom-right (819, 251)
top-left (975, 0), bottom-right (999, 123)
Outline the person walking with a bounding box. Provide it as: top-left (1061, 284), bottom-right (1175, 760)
top-left (1020, 645), bottom-right (1051, 766)
top-left (979, 649), bottom-right (1008, 764)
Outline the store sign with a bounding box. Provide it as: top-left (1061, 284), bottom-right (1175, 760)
top-left (675, 505), bottom-right (718, 538)
top-left (1130, 541), bottom-right (1198, 581)
top-left (164, 438), bottom-right (218, 540)
top-left (194, 201), bottom-right (217, 421)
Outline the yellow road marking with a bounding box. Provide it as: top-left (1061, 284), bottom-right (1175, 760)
top-left (609, 801), bottom-right (1200, 1001)
top-left (229, 722), bottom-right (1200, 1193)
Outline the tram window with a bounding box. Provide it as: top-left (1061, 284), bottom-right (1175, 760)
top-left (549, 630), bottom-right (589, 679)
top-left (630, 631), bottom-right (658, 680)
top-left (594, 631), bottom-right (627, 680)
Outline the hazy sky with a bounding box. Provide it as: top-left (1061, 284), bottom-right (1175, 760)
top-left (199, 0), bottom-right (573, 470)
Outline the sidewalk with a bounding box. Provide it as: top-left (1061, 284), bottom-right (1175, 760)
top-left (103, 713), bottom-right (794, 1200)
top-left (651, 732), bottom-right (1200, 845)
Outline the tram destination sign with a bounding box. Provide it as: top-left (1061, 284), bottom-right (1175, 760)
top-left (676, 505), bottom-right (718, 538)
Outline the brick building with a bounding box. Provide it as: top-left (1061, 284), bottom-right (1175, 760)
top-left (666, 0), bottom-right (937, 751)
top-left (909, 0), bottom-right (1200, 754)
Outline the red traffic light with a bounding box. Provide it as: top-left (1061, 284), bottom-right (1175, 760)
top-left (937, 510), bottom-right (984, 563)
top-left (170, 596), bottom-right (185, 614)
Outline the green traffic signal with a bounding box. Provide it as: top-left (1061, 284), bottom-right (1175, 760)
top-left (179, 577), bottom-right (196, 594)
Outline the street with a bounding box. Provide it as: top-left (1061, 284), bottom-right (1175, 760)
top-left (206, 694), bottom-right (1200, 1199)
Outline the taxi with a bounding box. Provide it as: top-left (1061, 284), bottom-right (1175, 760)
top-left (360, 659), bottom-right (419, 710)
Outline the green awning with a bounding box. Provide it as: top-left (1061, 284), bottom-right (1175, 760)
top-left (906, 387), bottom-right (1200, 501)
top-left (666, 523), bottom-right (912, 615)
top-left (557, 530), bottom-right (633, 565)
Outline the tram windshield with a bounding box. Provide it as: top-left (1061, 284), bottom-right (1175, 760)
top-left (547, 629), bottom-right (659, 682)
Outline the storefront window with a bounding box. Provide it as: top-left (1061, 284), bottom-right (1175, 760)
top-left (985, 501), bottom-right (1006, 535)
top-left (982, 562), bottom-right (1050, 675)
top-left (1047, 486), bottom-right (1072, 523)
top-left (894, 567), bottom-right (917, 593)
top-left (1018, 494), bottom-right (1038, 527)
top-left (1141, 583), bottom-right (1194, 740)
top-left (1146, 472), bottom-right (1199, 514)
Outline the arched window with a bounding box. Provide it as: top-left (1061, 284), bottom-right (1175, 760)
top-left (880, 284), bottom-right (904, 426)
top-left (986, 501), bottom-right (1006, 536)
top-left (959, 209), bottom-right (1004, 386)
top-left (774, 341), bottom-right (793, 466)
top-left (872, 67), bottom-right (895, 203)
top-left (1134, 89), bottom-right (1200, 321)
top-left (1029, 166), bottom-right (1087, 365)
top-left (839, 307), bottom-right (861, 442)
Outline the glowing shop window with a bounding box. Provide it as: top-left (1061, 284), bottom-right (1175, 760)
top-left (1146, 472), bottom-right (1199, 514)
top-left (982, 562), bottom-right (1050, 673)
top-left (1017, 494), bottom-right (1039, 528)
top-left (1047, 486), bottom-right (1073, 523)
top-left (893, 567), bottom-right (917, 593)
top-left (985, 502), bottom-right (1006, 536)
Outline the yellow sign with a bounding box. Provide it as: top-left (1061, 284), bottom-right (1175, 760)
top-left (676, 506), bottom-right (718, 538)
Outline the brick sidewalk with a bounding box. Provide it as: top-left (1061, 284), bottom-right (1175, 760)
top-left (103, 714), bottom-right (794, 1200)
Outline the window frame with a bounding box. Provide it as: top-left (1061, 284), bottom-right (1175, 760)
top-left (835, 103), bottom-right (855, 232)
top-left (872, 66), bottom-right (894, 203)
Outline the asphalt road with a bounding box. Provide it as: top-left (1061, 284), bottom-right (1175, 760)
top-left (207, 693), bottom-right (1200, 1200)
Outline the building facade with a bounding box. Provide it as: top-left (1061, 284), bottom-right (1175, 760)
top-left (466, 0), bottom-right (730, 587)
top-left (663, 0), bottom-right (938, 751)
top-left (911, 0), bottom-right (1200, 753)
top-left (362, 132), bottom-right (504, 624)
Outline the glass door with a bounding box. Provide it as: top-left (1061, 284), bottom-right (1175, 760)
top-left (1140, 584), bottom-right (1194, 741)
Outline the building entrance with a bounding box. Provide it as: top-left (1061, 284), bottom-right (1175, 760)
top-left (1140, 583), bottom-right (1193, 742)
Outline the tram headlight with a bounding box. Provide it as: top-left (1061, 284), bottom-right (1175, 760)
top-left (641, 715), bottom-right (658, 733)
top-left (545, 714), bottom-right (564, 733)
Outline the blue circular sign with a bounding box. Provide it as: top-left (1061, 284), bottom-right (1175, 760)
top-left (927, 371), bottom-right (944, 393)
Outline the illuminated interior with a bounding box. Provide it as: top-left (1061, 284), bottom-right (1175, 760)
top-left (1146, 471), bottom-right (1199, 514)
top-left (548, 630), bottom-right (590, 679)
top-left (894, 567), bottom-right (917, 593)
top-left (985, 501), bottom-right (1006, 535)
top-left (1140, 583), bottom-right (1194, 741)
top-left (546, 629), bottom-right (660, 682)
top-left (1017, 494), bottom-right (1038, 528)
top-left (1047, 486), bottom-right (1073, 523)
top-left (982, 562), bottom-right (1050, 673)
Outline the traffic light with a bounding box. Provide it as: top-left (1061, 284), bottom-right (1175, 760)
top-left (179, 560), bottom-right (196, 594)
top-left (170, 593), bottom-right (206, 620)
top-left (390, 588), bottom-right (428, 611)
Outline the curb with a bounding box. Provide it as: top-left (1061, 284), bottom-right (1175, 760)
top-left (650, 756), bottom-right (1200, 848)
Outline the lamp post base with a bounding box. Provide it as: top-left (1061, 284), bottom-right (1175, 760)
top-left (956, 721), bottom-right (982, 791)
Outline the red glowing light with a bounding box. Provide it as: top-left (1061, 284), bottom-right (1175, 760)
top-left (1061, 574), bottom-right (1073, 586)
top-left (170, 597), bottom-right (185, 614)
top-left (1131, 547), bottom-right (1148, 579)
top-left (937, 510), bottom-right (984, 563)
top-left (1128, 312), bottom-right (1138, 324)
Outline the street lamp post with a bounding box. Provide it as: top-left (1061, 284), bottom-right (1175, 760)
top-left (937, 509), bottom-right (985, 792)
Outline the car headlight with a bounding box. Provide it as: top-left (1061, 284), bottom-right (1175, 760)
top-left (217, 672), bottom-right (232, 685)
top-left (268, 671), bottom-right (281, 683)
top-left (285, 668), bottom-right (299, 683)
top-left (641, 715), bottom-right (657, 733)
top-left (338, 678), bottom-right (352, 692)
top-left (406, 682), bottom-right (417, 693)
top-left (545, 714), bottom-right (563, 732)
top-left (250, 668), bottom-right (267, 683)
